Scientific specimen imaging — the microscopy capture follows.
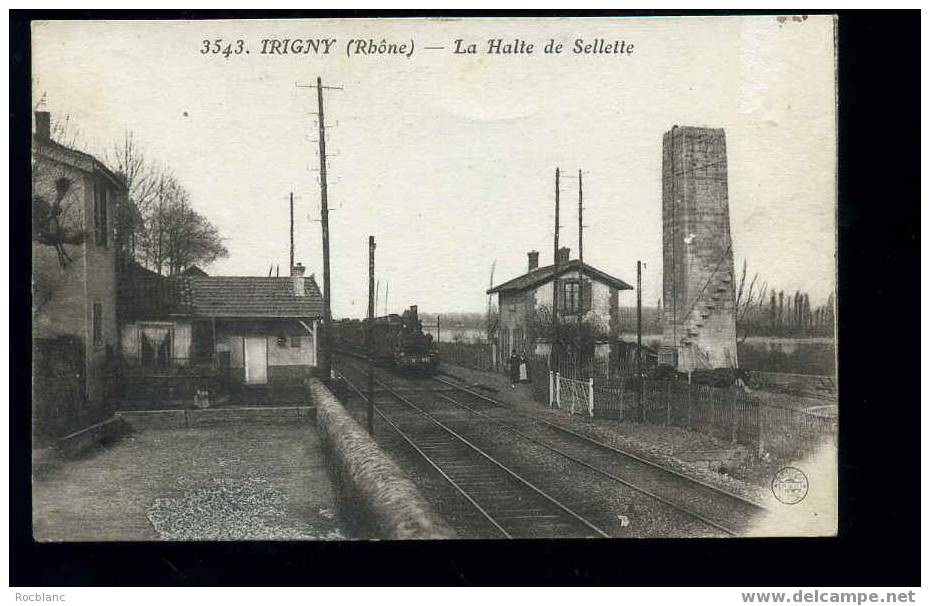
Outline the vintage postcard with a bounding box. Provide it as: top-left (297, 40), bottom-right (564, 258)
top-left (30, 15), bottom-right (837, 540)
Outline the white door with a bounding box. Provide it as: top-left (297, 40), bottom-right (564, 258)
top-left (244, 337), bottom-right (268, 384)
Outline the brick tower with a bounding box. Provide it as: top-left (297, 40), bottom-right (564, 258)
top-left (660, 126), bottom-right (738, 372)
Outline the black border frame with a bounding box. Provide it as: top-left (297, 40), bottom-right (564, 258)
top-left (10, 9), bottom-right (920, 586)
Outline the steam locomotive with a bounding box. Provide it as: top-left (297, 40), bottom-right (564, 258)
top-left (335, 305), bottom-right (440, 373)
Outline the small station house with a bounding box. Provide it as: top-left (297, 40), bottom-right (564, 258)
top-left (488, 247), bottom-right (633, 361)
top-left (118, 263), bottom-right (322, 405)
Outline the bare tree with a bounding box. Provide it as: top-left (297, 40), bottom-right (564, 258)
top-left (104, 130), bottom-right (161, 262)
top-left (734, 259), bottom-right (767, 343)
top-left (485, 260), bottom-right (498, 344)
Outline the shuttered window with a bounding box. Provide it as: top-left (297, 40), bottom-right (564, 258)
top-left (92, 302), bottom-right (103, 348)
top-left (94, 183), bottom-right (109, 247)
top-left (563, 281), bottom-right (580, 314)
top-left (581, 279), bottom-right (592, 313)
top-left (560, 278), bottom-right (592, 315)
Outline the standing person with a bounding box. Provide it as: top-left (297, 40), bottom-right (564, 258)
top-left (519, 351), bottom-right (528, 383)
top-left (509, 349), bottom-right (520, 388)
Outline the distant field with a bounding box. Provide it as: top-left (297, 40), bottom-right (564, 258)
top-left (425, 326), bottom-right (486, 343)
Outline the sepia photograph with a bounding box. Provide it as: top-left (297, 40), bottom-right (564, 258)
top-left (26, 15), bottom-right (841, 544)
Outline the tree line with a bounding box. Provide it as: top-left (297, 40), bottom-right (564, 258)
top-left (33, 114), bottom-right (228, 277)
top-left (105, 131), bottom-right (227, 275)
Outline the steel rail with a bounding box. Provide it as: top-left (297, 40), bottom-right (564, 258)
top-left (334, 364), bottom-right (609, 538)
top-left (430, 389), bottom-right (740, 536)
top-left (335, 369), bottom-right (511, 538)
top-left (433, 375), bottom-right (769, 515)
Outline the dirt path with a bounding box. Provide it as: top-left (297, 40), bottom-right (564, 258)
top-left (33, 423), bottom-right (344, 541)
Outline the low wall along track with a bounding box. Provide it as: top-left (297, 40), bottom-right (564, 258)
top-left (333, 352), bottom-right (769, 538)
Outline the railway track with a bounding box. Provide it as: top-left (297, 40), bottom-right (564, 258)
top-left (429, 376), bottom-right (769, 535)
top-left (333, 353), bottom-right (769, 536)
top-left (333, 361), bottom-right (610, 539)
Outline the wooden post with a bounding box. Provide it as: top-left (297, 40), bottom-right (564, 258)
top-left (578, 169), bottom-right (584, 332)
top-left (555, 371), bottom-right (561, 410)
top-left (552, 168), bottom-right (560, 370)
top-left (588, 377), bottom-right (594, 417)
top-left (666, 381), bottom-right (671, 426)
top-left (730, 388), bottom-right (738, 443)
top-left (549, 371), bottom-right (554, 407)
top-left (688, 371), bottom-right (692, 427)
top-left (316, 76), bottom-right (334, 382)
top-left (211, 316), bottom-right (217, 361)
top-left (289, 192), bottom-right (294, 272)
top-left (366, 236), bottom-right (375, 435)
top-left (757, 406), bottom-right (766, 457)
top-left (637, 260), bottom-right (644, 423)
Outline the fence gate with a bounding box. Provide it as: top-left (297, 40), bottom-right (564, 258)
top-left (550, 371), bottom-right (593, 416)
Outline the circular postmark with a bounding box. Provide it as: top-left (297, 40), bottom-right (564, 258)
top-left (772, 466), bottom-right (809, 505)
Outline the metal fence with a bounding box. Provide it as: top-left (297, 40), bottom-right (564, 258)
top-left (438, 342), bottom-right (497, 373)
top-left (120, 356), bottom-right (219, 376)
top-left (581, 374), bottom-right (833, 458)
top-left (439, 340), bottom-right (836, 459)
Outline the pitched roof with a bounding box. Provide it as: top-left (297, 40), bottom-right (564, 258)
top-left (487, 260), bottom-right (633, 294)
top-left (34, 138), bottom-right (127, 191)
top-left (179, 276), bottom-right (324, 318)
top-left (180, 265), bottom-right (209, 277)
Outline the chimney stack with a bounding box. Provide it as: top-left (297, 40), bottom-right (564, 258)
top-left (556, 247), bottom-right (571, 266)
top-left (35, 111), bottom-right (51, 142)
top-left (527, 250), bottom-right (539, 271)
top-left (291, 262), bottom-right (306, 296)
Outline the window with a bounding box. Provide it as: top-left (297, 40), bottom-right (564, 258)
top-left (92, 302), bottom-right (103, 348)
top-left (290, 336), bottom-right (302, 349)
top-left (560, 279), bottom-right (591, 315)
top-left (562, 281), bottom-right (581, 314)
top-left (94, 183), bottom-right (109, 247)
top-left (139, 324), bottom-right (173, 369)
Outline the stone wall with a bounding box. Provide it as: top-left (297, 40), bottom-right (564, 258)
top-left (309, 379), bottom-right (455, 540)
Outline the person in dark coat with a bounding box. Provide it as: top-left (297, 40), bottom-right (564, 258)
top-left (509, 349), bottom-right (520, 388)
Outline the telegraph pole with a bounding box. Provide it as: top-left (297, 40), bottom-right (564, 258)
top-left (296, 76), bottom-right (343, 380)
top-left (637, 260), bottom-right (644, 422)
top-left (316, 76), bottom-right (334, 381)
top-left (552, 168), bottom-right (560, 368)
top-left (578, 170), bottom-right (584, 269)
top-left (578, 169), bottom-right (584, 330)
top-left (289, 192), bottom-right (294, 272)
top-left (367, 236), bottom-right (375, 434)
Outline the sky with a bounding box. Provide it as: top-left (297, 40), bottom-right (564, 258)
top-left (32, 16), bottom-right (837, 318)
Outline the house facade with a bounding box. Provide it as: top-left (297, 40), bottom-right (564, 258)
top-left (487, 248), bottom-right (633, 360)
top-left (118, 263), bottom-right (323, 406)
top-left (32, 110), bottom-right (128, 435)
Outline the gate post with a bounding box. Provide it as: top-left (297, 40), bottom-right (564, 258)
top-left (666, 381), bottom-right (672, 426)
top-left (548, 371), bottom-right (554, 408)
top-left (588, 377), bottom-right (594, 417)
top-left (555, 372), bottom-right (561, 410)
top-left (730, 388), bottom-right (738, 444)
top-left (687, 372), bottom-right (693, 429)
